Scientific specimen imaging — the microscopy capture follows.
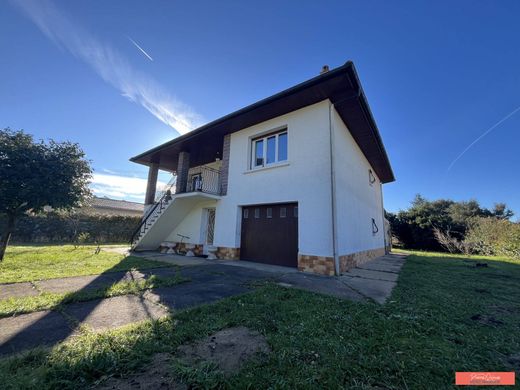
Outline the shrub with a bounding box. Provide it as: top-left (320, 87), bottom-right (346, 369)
top-left (388, 195), bottom-right (514, 251)
top-left (0, 212), bottom-right (141, 244)
top-left (464, 217), bottom-right (520, 259)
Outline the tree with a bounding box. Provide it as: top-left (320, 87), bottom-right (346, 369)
top-left (492, 203), bottom-right (514, 220)
top-left (0, 128), bottom-right (92, 260)
top-left (387, 194), bottom-right (515, 251)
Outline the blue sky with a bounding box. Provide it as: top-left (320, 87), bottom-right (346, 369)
top-left (1, 0), bottom-right (519, 216)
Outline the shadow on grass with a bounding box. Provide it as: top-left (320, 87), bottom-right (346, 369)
top-left (0, 253), bottom-right (181, 356)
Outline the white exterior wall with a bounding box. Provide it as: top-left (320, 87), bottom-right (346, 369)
top-left (332, 106), bottom-right (386, 255)
top-left (165, 200), bottom-right (217, 245)
top-left (213, 101), bottom-right (334, 257)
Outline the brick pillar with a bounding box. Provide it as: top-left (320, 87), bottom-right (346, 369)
top-left (176, 151), bottom-right (190, 193)
top-left (144, 163), bottom-right (159, 205)
top-left (220, 134), bottom-right (231, 195)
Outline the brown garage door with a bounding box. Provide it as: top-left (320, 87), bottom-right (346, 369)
top-left (240, 203), bottom-right (298, 267)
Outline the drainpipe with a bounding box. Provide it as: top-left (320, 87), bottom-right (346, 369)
top-left (328, 101), bottom-right (340, 276)
top-left (380, 182), bottom-right (388, 254)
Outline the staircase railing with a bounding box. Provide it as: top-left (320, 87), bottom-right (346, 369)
top-left (130, 190), bottom-right (173, 247)
top-left (154, 174), bottom-right (177, 202)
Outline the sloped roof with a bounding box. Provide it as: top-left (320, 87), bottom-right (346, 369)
top-left (131, 61), bottom-right (395, 183)
top-left (91, 197), bottom-right (144, 212)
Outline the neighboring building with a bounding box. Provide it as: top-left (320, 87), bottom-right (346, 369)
top-left (130, 62), bottom-right (395, 276)
top-left (86, 196), bottom-right (144, 217)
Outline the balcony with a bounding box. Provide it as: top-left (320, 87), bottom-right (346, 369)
top-left (183, 166), bottom-right (222, 196)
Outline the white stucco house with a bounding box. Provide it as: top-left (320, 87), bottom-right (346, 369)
top-left (130, 62), bottom-right (395, 276)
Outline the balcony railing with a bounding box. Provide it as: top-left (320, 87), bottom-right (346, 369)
top-left (185, 166), bottom-right (221, 195)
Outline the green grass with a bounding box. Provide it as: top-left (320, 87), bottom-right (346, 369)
top-left (0, 274), bottom-right (189, 318)
top-left (0, 245), bottom-right (169, 283)
top-left (1, 251), bottom-right (519, 389)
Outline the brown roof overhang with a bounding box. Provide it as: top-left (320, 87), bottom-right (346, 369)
top-left (130, 61), bottom-right (395, 183)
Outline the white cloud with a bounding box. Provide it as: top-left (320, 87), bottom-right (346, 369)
top-left (12, 0), bottom-right (203, 135)
top-left (90, 173), bottom-right (167, 202)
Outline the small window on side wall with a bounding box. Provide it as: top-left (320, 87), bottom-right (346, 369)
top-left (369, 169), bottom-right (376, 186)
top-left (254, 208), bottom-right (260, 218)
top-left (243, 209), bottom-right (249, 219)
top-left (267, 208), bottom-right (272, 218)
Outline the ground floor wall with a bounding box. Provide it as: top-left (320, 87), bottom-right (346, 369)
top-left (164, 200), bottom-right (217, 245)
top-left (157, 198), bottom-right (385, 275)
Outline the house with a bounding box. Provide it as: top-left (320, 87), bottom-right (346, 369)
top-left (130, 61), bottom-right (394, 276)
top-left (43, 196), bottom-right (144, 217)
top-left (86, 196), bottom-right (144, 217)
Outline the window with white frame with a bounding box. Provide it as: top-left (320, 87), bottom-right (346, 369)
top-left (251, 129), bottom-right (288, 168)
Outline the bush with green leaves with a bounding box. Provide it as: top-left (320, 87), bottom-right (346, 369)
top-left (464, 217), bottom-right (520, 259)
top-left (387, 195), bottom-right (514, 251)
top-left (0, 211), bottom-right (141, 244)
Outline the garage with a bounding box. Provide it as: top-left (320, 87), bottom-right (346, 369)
top-left (240, 203), bottom-right (298, 267)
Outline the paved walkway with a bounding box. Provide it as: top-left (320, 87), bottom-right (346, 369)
top-left (340, 253), bottom-right (407, 303)
top-left (0, 253), bottom-right (406, 356)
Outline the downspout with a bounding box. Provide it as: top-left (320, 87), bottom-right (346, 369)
top-left (380, 182), bottom-right (388, 253)
top-left (326, 86), bottom-right (361, 275)
top-left (328, 101), bottom-right (340, 276)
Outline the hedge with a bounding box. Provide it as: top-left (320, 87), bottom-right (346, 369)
top-left (0, 212), bottom-right (141, 244)
top-left (465, 217), bottom-right (520, 259)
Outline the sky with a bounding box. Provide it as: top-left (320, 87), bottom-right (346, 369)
top-left (1, 0), bottom-right (519, 215)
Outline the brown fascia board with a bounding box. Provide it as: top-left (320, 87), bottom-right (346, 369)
top-left (130, 61), bottom-right (395, 183)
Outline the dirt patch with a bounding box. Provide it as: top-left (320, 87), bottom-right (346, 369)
top-left (95, 353), bottom-right (184, 390)
top-left (176, 326), bottom-right (270, 374)
top-left (470, 314), bottom-right (504, 326)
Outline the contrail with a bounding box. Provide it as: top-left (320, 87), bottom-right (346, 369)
top-left (11, 0), bottom-right (202, 135)
top-left (447, 104), bottom-right (520, 171)
top-left (127, 36), bottom-right (153, 61)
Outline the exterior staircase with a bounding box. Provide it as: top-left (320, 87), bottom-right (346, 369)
top-left (130, 166), bottom-right (222, 251)
top-left (130, 194), bottom-right (210, 251)
top-left (130, 194), bottom-right (173, 249)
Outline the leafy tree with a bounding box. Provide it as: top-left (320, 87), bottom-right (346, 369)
top-left (491, 203), bottom-right (514, 220)
top-left (0, 128), bottom-right (92, 260)
top-left (465, 217), bottom-right (520, 259)
top-left (388, 195), bottom-right (514, 251)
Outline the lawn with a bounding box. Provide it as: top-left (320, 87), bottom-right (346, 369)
top-left (1, 251), bottom-right (519, 389)
top-left (0, 244), bottom-right (169, 283)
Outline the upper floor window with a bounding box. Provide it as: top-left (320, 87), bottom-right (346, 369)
top-left (252, 130), bottom-right (288, 168)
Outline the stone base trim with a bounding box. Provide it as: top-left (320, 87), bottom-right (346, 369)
top-left (216, 246), bottom-right (240, 260)
top-left (339, 247), bottom-right (386, 273)
top-left (298, 254), bottom-right (335, 276)
top-left (159, 242), bottom-right (203, 256)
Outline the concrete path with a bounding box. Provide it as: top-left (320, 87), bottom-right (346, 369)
top-left (339, 253), bottom-right (407, 303)
top-left (0, 253), bottom-right (406, 356)
top-left (0, 282), bottom-right (39, 299)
